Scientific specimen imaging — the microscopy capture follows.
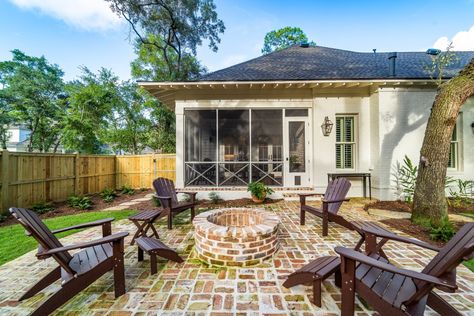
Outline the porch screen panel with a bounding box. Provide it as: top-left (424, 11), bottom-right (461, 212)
top-left (218, 110), bottom-right (250, 185)
top-left (251, 110), bottom-right (283, 185)
top-left (184, 110), bottom-right (217, 186)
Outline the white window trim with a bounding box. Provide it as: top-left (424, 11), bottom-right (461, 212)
top-left (335, 114), bottom-right (358, 171)
top-left (448, 113), bottom-right (463, 172)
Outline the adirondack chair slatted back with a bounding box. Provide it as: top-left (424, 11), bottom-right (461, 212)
top-left (9, 207), bottom-right (74, 272)
top-left (407, 222), bottom-right (474, 304)
top-left (324, 178), bottom-right (351, 214)
top-left (153, 178), bottom-right (178, 209)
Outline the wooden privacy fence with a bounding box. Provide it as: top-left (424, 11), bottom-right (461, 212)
top-left (0, 151), bottom-right (176, 213)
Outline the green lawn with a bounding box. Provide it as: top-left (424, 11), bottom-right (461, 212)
top-left (0, 210), bottom-right (136, 266)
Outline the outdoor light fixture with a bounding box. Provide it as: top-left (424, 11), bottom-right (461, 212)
top-left (321, 116), bottom-right (334, 136)
top-left (471, 122), bottom-right (474, 134)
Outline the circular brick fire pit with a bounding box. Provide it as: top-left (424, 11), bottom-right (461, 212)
top-left (193, 208), bottom-right (280, 267)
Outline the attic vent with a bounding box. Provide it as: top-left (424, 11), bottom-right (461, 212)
top-left (426, 48), bottom-right (441, 56)
top-left (300, 41), bottom-right (309, 48)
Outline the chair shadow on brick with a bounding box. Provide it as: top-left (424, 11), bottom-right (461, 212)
top-left (299, 177), bottom-right (352, 236)
top-left (153, 177), bottom-right (197, 229)
top-left (9, 207), bottom-right (129, 316)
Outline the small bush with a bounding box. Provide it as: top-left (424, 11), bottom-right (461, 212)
top-left (100, 188), bottom-right (117, 203)
top-left (68, 195), bottom-right (93, 210)
top-left (430, 220), bottom-right (456, 242)
top-left (31, 201), bottom-right (55, 214)
top-left (208, 192), bottom-right (221, 204)
top-left (120, 185), bottom-right (135, 195)
top-left (448, 179), bottom-right (473, 208)
top-left (140, 187), bottom-right (149, 192)
top-left (0, 213), bottom-right (8, 223)
top-left (247, 182), bottom-right (274, 200)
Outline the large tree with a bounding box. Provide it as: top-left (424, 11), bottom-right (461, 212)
top-left (0, 50), bottom-right (65, 152)
top-left (62, 67), bottom-right (122, 153)
top-left (262, 26), bottom-right (315, 54)
top-left (412, 57), bottom-right (474, 226)
top-left (106, 0), bottom-right (224, 79)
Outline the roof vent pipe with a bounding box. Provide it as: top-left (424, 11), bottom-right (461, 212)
top-left (388, 52), bottom-right (397, 77)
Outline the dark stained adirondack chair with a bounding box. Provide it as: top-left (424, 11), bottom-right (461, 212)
top-left (153, 177), bottom-right (197, 229)
top-left (9, 207), bottom-right (129, 316)
top-left (299, 177), bottom-right (352, 236)
top-left (336, 222), bottom-right (474, 316)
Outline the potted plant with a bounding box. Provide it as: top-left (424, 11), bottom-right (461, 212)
top-left (247, 181), bottom-right (274, 203)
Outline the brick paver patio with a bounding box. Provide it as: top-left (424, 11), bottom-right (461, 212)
top-left (1, 199), bottom-right (473, 315)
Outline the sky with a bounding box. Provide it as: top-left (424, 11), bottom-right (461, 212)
top-left (1, 0), bottom-right (474, 81)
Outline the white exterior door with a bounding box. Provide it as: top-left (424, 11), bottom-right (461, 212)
top-left (283, 114), bottom-right (311, 187)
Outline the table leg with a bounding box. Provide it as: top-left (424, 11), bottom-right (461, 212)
top-left (150, 253), bottom-right (157, 275)
top-left (313, 280), bottom-right (322, 307)
top-left (138, 248), bottom-right (144, 261)
top-left (369, 176), bottom-right (372, 200)
top-left (131, 220), bottom-right (147, 245)
top-left (363, 176), bottom-right (367, 198)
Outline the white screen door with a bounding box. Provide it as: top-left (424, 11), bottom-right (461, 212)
top-left (284, 113), bottom-right (311, 187)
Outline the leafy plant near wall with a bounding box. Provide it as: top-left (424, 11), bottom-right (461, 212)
top-left (391, 155), bottom-right (418, 203)
top-left (31, 201), bottom-right (55, 214)
top-left (448, 179), bottom-right (474, 208)
top-left (67, 195), bottom-right (93, 210)
top-left (247, 182), bottom-right (274, 202)
top-left (208, 192), bottom-right (221, 204)
top-left (120, 185), bottom-right (135, 195)
top-left (100, 188), bottom-right (117, 203)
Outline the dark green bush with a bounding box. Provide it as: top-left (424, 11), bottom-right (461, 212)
top-left (430, 220), bottom-right (456, 242)
top-left (68, 195), bottom-right (93, 210)
top-left (0, 214), bottom-right (8, 223)
top-left (31, 201), bottom-right (55, 214)
top-left (152, 196), bottom-right (161, 207)
top-left (208, 192), bottom-right (220, 204)
top-left (100, 188), bottom-right (117, 203)
top-left (120, 185), bottom-right (135, 196)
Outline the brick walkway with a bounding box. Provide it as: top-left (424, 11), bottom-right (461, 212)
top-left (1, 200), bottom-right (473, 315)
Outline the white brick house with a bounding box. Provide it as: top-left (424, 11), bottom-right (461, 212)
top-left (141, 45), bottom-right (474, 200)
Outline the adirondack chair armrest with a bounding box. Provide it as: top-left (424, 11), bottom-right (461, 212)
top-left (51, 218), bottom-right (115, 234)
top-left (155, 195), bottom-right (172, 201)
top-left (38, 232), bottom-right (129, 256)
top-left (361, 225), bottom-right (441, 252)
top-left (298, 193), bottom-right (320, 197)
top-left (335, 247), bottom-right (457, 290)
top-left (322, 198), bottom-right (350, 204)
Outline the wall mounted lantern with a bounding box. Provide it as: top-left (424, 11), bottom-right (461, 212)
top-left (471, 122), bottom-right (474, 135)
top-left (321, 116), bottom-right (334, 136)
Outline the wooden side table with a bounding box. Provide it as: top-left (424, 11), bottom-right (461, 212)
top-left (128, 210), bottom-right (163, 245)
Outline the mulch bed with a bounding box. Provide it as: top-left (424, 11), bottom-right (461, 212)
top-left (0, 189), bottom-right (153, 227)
top-left (364, 200), bottom-right (412, 213)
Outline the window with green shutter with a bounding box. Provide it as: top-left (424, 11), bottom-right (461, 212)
top-left (335, 116), bottom-right (355, 169)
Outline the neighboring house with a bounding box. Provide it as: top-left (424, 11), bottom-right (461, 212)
top-left (5, 125), bottom-right (31, 152)
top-left (140, 45), bottom-right (474, 200)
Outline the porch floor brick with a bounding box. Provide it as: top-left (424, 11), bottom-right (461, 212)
top-left (1, 199), bottom-right (473, 315)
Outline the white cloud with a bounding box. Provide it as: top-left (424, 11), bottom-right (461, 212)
top-left (433, 25), bottom-right (474, 51)
top-left (9, 0), bottom-right (122, 31)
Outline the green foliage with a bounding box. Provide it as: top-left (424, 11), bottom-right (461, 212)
top-left (152, 196), bottom-right (161, 207)
top-left (424, 42), bottom-right (459, 85)
top-left (392, 155), bottom-right (418, 203)
top-left (120, 185), bottom-right (135, 195)
top-left (429, 219), bottom-right (456, 242)
top-left (448, 179), bottom-right (473, 208)
top-left (0, 214), bottom-right (8, 223)
top-left (0, 210), bottom-right (136, 266)
top-left (0, 49), bottom-right (65, 152)
top-left (247, 182), bottom-right (274, 200)
top-left (31, 202), bottom-right (55, 214)
top-left (67, 195), bottom-right (93, 210)
top-left (100, 188), bottom-right (117, 203)
top-left (262, 26), bottom-right (315, 54)
top-left (106, 0), bottom-right (224, 78)
top-left (208, 192), bottom-right (221, 204)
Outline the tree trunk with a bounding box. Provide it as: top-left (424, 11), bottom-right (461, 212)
top-left (412, 58), bottom-right (474, 226)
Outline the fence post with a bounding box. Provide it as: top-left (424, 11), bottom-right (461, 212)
top-left (74, 153), bottom-right (80, 196)
top-left (1, 150), bottom-right (10, 214)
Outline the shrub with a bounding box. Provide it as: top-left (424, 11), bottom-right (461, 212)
top-left (100, 188), bottom-right (117, 203)
top-left (448, 179), bottom-right (473, 208)
top-left (0, 213), bottom-right (8, 223)
top-left (68, 195), bottom-right (93, 210)
top-left (120, 185), bottom-right (135, 195)
top-left (208, 192), bottom-right (221, 204)
top-left (152, 196), bottom-right (161, 207)
top-left (31, 201), bottom-right (55, 214)
top-left (430, 220), bottom-right (456, 242)
top-left (247, 182), bottom-right (274, 200)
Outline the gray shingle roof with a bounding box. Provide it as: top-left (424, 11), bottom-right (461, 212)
top-left (200, 46), bottom-right (474, 81)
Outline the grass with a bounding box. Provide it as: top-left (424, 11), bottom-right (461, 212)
top-left (0, 210), bottom-right (136, 266)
